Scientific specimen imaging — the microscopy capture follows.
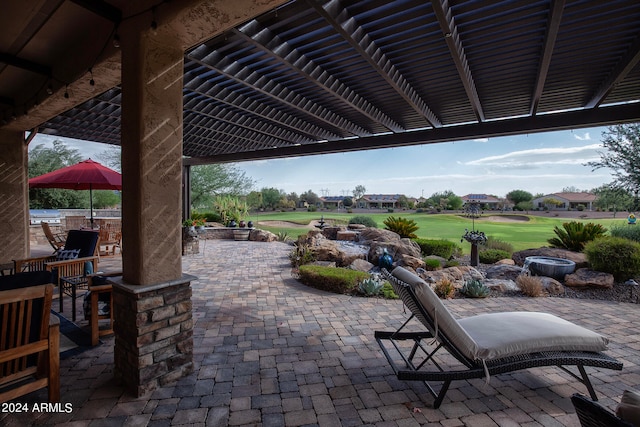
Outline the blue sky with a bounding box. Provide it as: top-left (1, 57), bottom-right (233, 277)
top-left (31, 125), bottom-right (614, 199)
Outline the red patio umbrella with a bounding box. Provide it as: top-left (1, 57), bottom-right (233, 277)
top-left (29, 159), bottom-right (122, 227)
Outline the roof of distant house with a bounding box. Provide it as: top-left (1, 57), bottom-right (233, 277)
top-left (537, 192), bottom-right (597, 202)
top-left (461, 194), bottom-right (502, 203)
top-left (361, 194), bottom-right (403, 202)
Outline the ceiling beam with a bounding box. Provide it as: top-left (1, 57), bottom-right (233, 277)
top-left (585, 33), bottom-right (640, 108)
top-left (0, 53), bottom-right (51, 76)
top-left (234, 22), bottom-right (404, 133)
top-left (431, 0), bottom-right (484, 122)
top-left (69, 0), bottom-right (122, 23)
top-left (184, 103), bottom-right (640, 165)
top-left (309, 0), bottom-right (442, 128)
top-left (530, 0), bottom-right (565, 116)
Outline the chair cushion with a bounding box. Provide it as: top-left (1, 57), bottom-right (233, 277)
top-left (64, 230), bottom-right (99, 258)
top-left (458, 312), bottom-right (609, 360)
top-left (391, 267), bottom-right (480, 361)
top-left (617, 389), bottom-right (640, 426)
top-left (0, 271), bottom-right (53, 290)
top-left (56, 249), bottom-right (80, 260)
top-left (391, 266), bottom-right (609, 362)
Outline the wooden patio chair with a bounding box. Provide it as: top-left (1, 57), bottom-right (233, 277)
top-left (98, 222), bottom-right (122, 256)
top-left (14, 230), bottom-right (100, 316)
top-left (0, 272), bottom-right (59, 403)
top-left (83, 272), bottom-right (121, 346)
top-left (41, 222), bottom-right (66, 254)
top-left (376, 267), bottom-right (623, 409)
top-left (64, 215), bottom-right (87, 231)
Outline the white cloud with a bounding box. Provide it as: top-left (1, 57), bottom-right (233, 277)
top-left (473, 138), bottom-right (489, 143)
top-left (464, 144), bottom-right (603, 168)
top-left (574, 132), bottom-right (591, 141)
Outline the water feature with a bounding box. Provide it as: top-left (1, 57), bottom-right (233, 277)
top-left (522, 256), bottom-right (576, 280)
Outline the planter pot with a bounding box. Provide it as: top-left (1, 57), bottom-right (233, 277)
top-left (524, 256), bottom-right (576, 280)
top-left (233, 229), bottom-right (250, 241)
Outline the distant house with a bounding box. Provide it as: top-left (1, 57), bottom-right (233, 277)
top-left (357, 194), bottom-right (403, 209)
top-left (461, 194), bottom-right (503, 210)
top-left (320, 196), bottom-right (345, 209)
top-left (532, 192), bottom-right (597, 211)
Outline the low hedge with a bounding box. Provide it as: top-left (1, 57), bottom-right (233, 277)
top-left (478, 249), bottom-right (511, 264)
top-left (584, 237), bottom-right (640, 281)
top-left (297, 265), bottom-right (370, 294)
top-left (414, 238), bottom-right (460, 259)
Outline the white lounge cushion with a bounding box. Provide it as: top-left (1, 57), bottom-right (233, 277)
top-left (390, 267), bottom-right (609, 363)
top-left (458, 312), bottom-right (609, 360)
top-left (391, 267), bottom-right (480, 361)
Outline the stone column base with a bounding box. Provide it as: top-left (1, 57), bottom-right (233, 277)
top-left (111, 274), bottom-right (196, 396)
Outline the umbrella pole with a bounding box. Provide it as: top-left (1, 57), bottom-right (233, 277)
top-left (90, 184), bottom-right (94, 228)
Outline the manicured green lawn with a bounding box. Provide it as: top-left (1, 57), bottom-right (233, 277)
top-left (250, 210), bottom-right (623, 254)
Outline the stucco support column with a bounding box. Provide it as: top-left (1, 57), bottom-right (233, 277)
top-left (0, 130), bottom-right (29, 265)
top-left (115, 25), bottom-right (194, 396)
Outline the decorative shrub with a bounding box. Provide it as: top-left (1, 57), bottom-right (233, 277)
top-left (583, 237), bottom-right (640, 281)
top-left (423, 258), bottom-right (442, 271)
top-left (383, 216), bottom-right (418, 238)
top-left (461, 279), bottom-right (490, 298)
top-left (276, 231), bottom-right (290, 242)
top-left (547, 221), bottom-right (607, 251)
top-left (484, 237), bottom-right (513, 254)
top-left (381, 282), bottom-right (398, 299)
top-left (444, 259), bottom-right (460, 267)
top-left (434, 278), bottom-right (455, 299)
top-left (348, 215), bottom-right (377, 228)
top-left (358, 277), bottom-right (384, 296)
top-left (610, 224), bottom-right (640, 243)
top-left (478, 249), bottom-right (511, 264)
top-left (297, 265), bottom-right (370, 294)
top-left (516, 275), bottom-right (543, 297)
top-left (289, 242), bottom-right (315, 267)
top-left (413, 238), bottom-right (460, 259)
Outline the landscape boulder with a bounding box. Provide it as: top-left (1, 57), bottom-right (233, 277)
top-left (349, 259), bottom-right (374, 272)
top-left (398, 254), bottom-right (425, 270)
top-left (564, 268), bottom-right (614, 289)
top-left (367, 240), bottom-right (422, 266)
top-left (538, 276), bottom-right (565, 295)
top-left (512, 247), bottom-right (588, 268)
top-left (250, 229), bottom-right (278, 242)
top-left (358, 228), bottom-right (402, 243)
top-left (484, 264), bottom-right (523, 281)
top-left (299, 231), bottom-right (367, 267)
top-left (417, 266), bottom-right (483, 288)
top-left (484, 279), bottom-right (518, 292)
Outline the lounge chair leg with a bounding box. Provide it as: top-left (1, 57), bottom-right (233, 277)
top-left (432, 380), bottom-right (451, 409)
top-left (577, 365), bottom-right (598, 401)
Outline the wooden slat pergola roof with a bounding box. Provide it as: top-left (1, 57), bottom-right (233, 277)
top-left (2, 0), bottom-right (640, 163)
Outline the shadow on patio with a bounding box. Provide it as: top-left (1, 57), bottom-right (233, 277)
top-left (2, 240), bottom-right (638, 426)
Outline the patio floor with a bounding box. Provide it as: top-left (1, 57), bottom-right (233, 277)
top-left (2, 239), bottom-right (639, 426)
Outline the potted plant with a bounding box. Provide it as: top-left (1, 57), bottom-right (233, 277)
top-left (182, 219), bottom-right (197, 236)
top-left (194, 218), bottom-right (206, 233)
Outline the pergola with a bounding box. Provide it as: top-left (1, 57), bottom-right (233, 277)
top-left (1, 0), bottom-right (639, 396)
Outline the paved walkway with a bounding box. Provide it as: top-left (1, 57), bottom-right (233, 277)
top-left (2, 240), bottom-right (639, 426)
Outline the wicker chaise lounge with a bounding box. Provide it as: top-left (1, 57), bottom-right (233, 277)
top-left (377, 267), bottom-right (623, 409)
